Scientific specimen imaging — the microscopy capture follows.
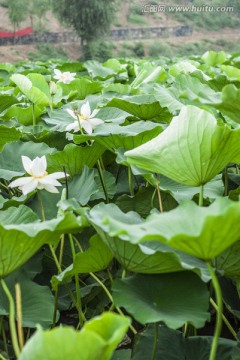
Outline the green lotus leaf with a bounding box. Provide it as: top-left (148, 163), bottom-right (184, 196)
top-left (88, 202), bottom-right (210, 280)
top-left (60, 78), bottom-right (102, 100)
top-left (18, 312), bottom-right (130, 360)
top-left (106, 94), bottom-right (171, 121)
top-left (112, 272), bottom-right (210, 328)
top-left (4, 103), bottom-right (46, 125)
top-left (132, 325), bottom-right (238, 360)
top-left (89, 198), bottom-right (240, 260)
top-left (201, 50), bottom-right (228, 66)
top-left (216, 84), bottom-right (240, 123)
top-left (73, 121), bottom-right (163, 152)
top-left (0, 212), bottom-right (81, 277)
top-left (11, 74), bottom-right (49, 106)
top-left (220, 65), bottom-right (240, 81)
top-left (52, 234), bottom-right (113, 290)
top-left (125, 105), bottom-right (240, 186)
top-left (0, 94), bottom-right (18, 113)
top-left (46, 143), bottom-right (105, 177)
top-left (0, 124), bottom-right (22, 151)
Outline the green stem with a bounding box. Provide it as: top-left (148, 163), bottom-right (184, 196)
top-left (128, 167), bottom-right (134, 197)
top-left (69, 234), bottom-right (85, 326)
top-left (0, 354), bottom-right (7, 360)
top-left (210, 298), bottom-right (237, 339)
top-left (89, 272), bottom-right (137, 335)
top-left (37, 190), bottom-right (45, 221)
top-left (32, 102), bottom-right (36, 126)
top-left (97, 159), bottom-right (109, 203)
top-left (224, 167), bottom-right (228, 196)
top-left (0, 316), bottom-right (9, 358)
top-left (1, 279), bottom-right (20, 358)
top-left (206, 262), bottom-right (223, 360)
top-left (199, 184), bottom-right (204, 206)
top-left (155, 176), bottom-right (163, 213)
top-left (151, 323), bottom-right (158, 360)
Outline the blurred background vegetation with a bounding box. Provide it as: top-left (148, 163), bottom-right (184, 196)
top-left (0, 0), bottom-right (239, 62)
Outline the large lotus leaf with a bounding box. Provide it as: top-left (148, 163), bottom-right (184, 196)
top-left (0, 212), bottom-right (81, 277)
top-left (0, 269), bottom-right (56, 328)
top-left (84, 60), bottom-right (117, 79)
top-left (215, 84), bottom-right (240, 123)
top-left (11, 74), bottom-right (49, 106)
top-left (106, 95), bottom-right (171, 121)
top-left (18, 312), bottom-right (130, 360)
top-left (60, 78), bottom-right (102, 100)
top-left (89, 198), bottom-right (240, 260)
top-left (3, 103), bottom-right (46, 125)
top-left (174, 74), bottom-right (220, 104)
top-left (0, 124), bottom-right (22, 151)
top-left (125, 105), bottom-right (240, 186)
top-left (46, 143), bottom-right (105, 177)
top-left (201, 50), bottom-right (228, 66)
top-left (216, 241), bottom-right (240, 281)
top-left (0, 94), bottom-right (18, 113)
top-left (112, 272), bottom-right (210, 328)
top-left (73, 121), bottom-right (163, 152)
top-left (52, 234), bottom-right (113, 290)
top-left (88, 202), bottom-right (210, 280)
top-left (0, 140), bottom-right (56, 180)
top-left (27, 73), bottom-right (50, 99)
top-left (0, 205), bottom-right (38, 224)
top-left (153, 84), bottom-right (183, 114)
top-left (132, 325), bottom-right (238, 360)
top-left (131, 64), bottom-right (166, 87)
top-left (220, 65), bottom-right (240, 81)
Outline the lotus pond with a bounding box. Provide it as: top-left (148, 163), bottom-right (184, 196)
top-left (1, 51), bottom-right (240, 359)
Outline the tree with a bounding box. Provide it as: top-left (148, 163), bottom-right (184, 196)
top-left (27, 0), bottom-right (51, 31)
top-left (52, 0), bottom-right (117, 57)
top-left (7, 0), bottom-right (28, 33)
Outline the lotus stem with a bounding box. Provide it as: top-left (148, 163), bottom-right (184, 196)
top-left (210, 297), bottom-right (237, 339)
top-left (97, 159), bottom-right (109, 203)
top-left (128, 167), bottom-right (134, 196)
top-left (151, 322), bottom-right (159, 360)
top-left (155, 175), bottom-right (163, 213)
top-left (224, 167), bottom-right (228, 196)
top-left (206, 261), bottom-right (223, 360)
top-left (32, 102), bottom-right (36, 126)
top-left (1, 279), bottom-right (20, 358)
top-left (199, 184), bottom-right (204, 206)
top-left (15, 283), bottom-right (24, 350)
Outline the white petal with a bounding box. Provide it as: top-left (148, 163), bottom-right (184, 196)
top-left (82, 121), bottom-right (93, 134)
top-left (21, 156), bottom-right (32, 174)
top-left (45, 172), bottom-right (68, 180)
top-left (81, 101), bottom-right (91, 118)
top-left (40, 156), bottom-right (47, 173)
top-left (9, 176), bottom-right (33, 188)
top-left (66, 121), bottom-right (79, 132)
top-left (39, 177), bottom-right (62, 187)
top-left (66, 109), bottom-right (77, 120)
top-left (42, 184), bottom-right (59, 193)
top-left (89, 118), bottom-right (104, 128)
top-left (21, 179), bottom-right (38, 195)
top-left (31, 157), bottom-right (45, 177)
top-left (90, 109), bottom-right (99, 118)
top-left (54, 69), bottom-right (61, 78)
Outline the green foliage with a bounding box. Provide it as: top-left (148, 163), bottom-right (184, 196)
top-left (28, 43), bottom-right (68, 62)
top-left (52, 0), bottom-right (117, 42)
top-left (7, 0), bottom-right (28, 30)
top-left (127, 13), bottom-right (148, 25)
top-left (84, 41), bottom-right (114, 62)
top-left (148, 42), bottom-right (173, 58)
top-left (133, 42), bottom-right (145, 57)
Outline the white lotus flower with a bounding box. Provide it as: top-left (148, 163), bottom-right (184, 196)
top-left (53, 69), bottom-right (76, 84)
top-left (9, 155), bottom-right (68, 195)
top-left (66, 101), bottom-right (104, 134)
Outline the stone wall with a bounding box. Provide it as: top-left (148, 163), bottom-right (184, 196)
top-left (0, 25), bottom-right (193, 46)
